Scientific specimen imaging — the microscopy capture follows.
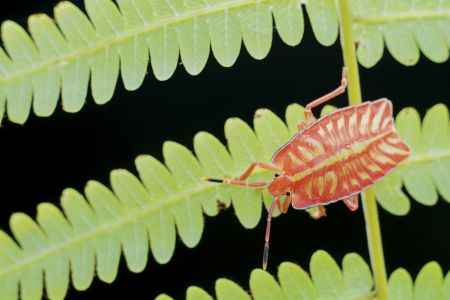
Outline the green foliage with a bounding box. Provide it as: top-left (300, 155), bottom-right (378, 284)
top-left (352, 0), bottom-right (450, 68)
top-left (388, 262), bottom-right (447, 300)
top-left (1, 102), bottom-right (447, 299)
top-left (0, 1), bottom-right (448, 299)
top-left (157, 252), bottom-right (450, 300)
top-left (374, 103), bottom-right (450, 215)
top-left (155, 250), bottom-right (375, 299)
top-left (0, 0), bottom-right (335, 125)
top-left (388, 268), bottom-right (413, 300)
top-left (1, 0), bottom-right (447, 125)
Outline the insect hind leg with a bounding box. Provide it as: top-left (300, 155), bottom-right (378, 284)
top-left (304, 67), bottom-right (348, 124)
top-left (309, 205), bottom-right (327, 220)
top-left (343, 194), bottom-right (359, 211)
top-left (297, 120), bottom-right (307, 131)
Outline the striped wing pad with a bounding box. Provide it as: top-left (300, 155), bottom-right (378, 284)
top-left (272, 99), bottom-right (410, 209)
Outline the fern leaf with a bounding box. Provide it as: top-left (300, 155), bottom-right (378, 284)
top-left (278, 261), bottom-right (318, 300)
top-left (272, 0), bottom-right (304, 46)
top-left (239, 3), bottom-right (273, 60)
top-left (0, 102), bottom-right (446, 298)
top-left (0, 0), bottom-right (330, 125)
top-left (187, 286), bottom-right (213, 300)
top-left (444, 269), bottom-right (450, 299)
top-left (157, 253), bottom-right (450, 300)
top-left (343, 253), bottom-right (374, 297)
top-left (216, 279), bottom-right (251, 300)
top-left (156, 250), bottom-right (374, 300)
top-left (388, 268), bottom-right (413, 300)
top-left (310, 250), bottom-right (348, 298)
top-left (374, 103), bottom-right (450, 215)
top-left (352, 0), bottom-right (450, 67)
top-left (0, 0), bottom-right (336, 125)
top-left (155, 295), bottom-right (174, 300)
top-left (1, 0), bottom-right (446, 125)
top-left (305, 0), bottom-right (338, 46)
top-left (414, 262), bottom-right (443, 299)
top-left (208, 10), bottom-right (241, 67)
top-left (250, 268), bottom-right (286, 299)
top-left (388, 262), bottom-right (447, 300)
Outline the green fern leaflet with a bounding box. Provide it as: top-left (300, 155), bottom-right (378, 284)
top-left (374, 104), bottom-right (450, 215)
top-left (0, 102), bottom-right (448, 299)
top-left (156, 250), bottom-right (449, 300)
top-left (0, 0), bottom-right (448, 125)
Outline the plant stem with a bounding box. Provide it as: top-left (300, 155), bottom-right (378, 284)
top-left (362, 190), bottom-right (388, 300)
top-left (335, 0), bottom-right (389, 299)
top-left (336, 0), bottom-right (361, 106)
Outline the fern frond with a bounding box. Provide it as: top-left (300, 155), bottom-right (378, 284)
top-left (0, 103), bottom-right (305, 299)
top-left (388, 261), bottom-right (448, 300)
top-left (0, 102), bottom-right (446, 299)
top-left (374, 103), bottom-right (450, 215)
top-left (156, 250), bottom-right (449, 300)
top-left (2, 0), bottom-right (447, 125)
top-left (156, 250), bottom-right (374, 300)
top-left (0, 0), bottom-right (339, 125)
top-left (352, 0), bottom-right (450, 67)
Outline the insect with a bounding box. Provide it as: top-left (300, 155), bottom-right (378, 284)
top-left (203, 68), bottom-right (410, 269)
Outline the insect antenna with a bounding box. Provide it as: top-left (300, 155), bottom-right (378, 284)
top-left (202, 177), bottom-right (270, 187)
top-left (263, 195), bottom-right (281, 270)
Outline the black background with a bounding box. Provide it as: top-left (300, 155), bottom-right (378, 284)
top-left (1, 1), bottom-right (450, 299)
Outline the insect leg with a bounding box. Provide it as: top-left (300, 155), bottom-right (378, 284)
top-left (309, 205), bottom-right (327, 219)
top-left (304, 67), bottom-right (348, 124)
top-left (237, 162), bottom-right (284, 181)
top-left (202, 177), bottom-right (270, 187)
top-left (202, 162), bottom-right (283, 185)
top-left (297, 120), bottom-right (307, 131)
top-left (343, 194), bottom-right (359, 211)
top-left (280, 194), bottom-right (292, 213)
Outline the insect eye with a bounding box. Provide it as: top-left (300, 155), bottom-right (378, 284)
top-left (274, 173), bottom-right (280, 177)
top-left (285, 191), bottom-right (291, 196)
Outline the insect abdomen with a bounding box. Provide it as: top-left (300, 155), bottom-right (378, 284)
top-left (274, 99), bottom-right (410, 209)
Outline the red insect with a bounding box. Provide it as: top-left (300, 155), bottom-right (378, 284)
top-left (203, 68), bottom-right (410, 269)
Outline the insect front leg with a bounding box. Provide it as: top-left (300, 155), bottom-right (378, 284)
top-left (202, 162), bottom-right (282, 187)
top-left (304, 67), bottom-right (348, 124)
top-left (237, 162), bottom-right (283, 181)
top-left (279, 193), bottom-right (292, 213)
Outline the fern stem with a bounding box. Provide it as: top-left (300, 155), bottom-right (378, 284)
top-left (335, 1), bottom-right (361, 106)
top-left (336, 1), bottom-right (388, 299)
top-left (361, 189), bottom-right (388, 300)
top-left (353, 10), bottom-right (450, 24)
